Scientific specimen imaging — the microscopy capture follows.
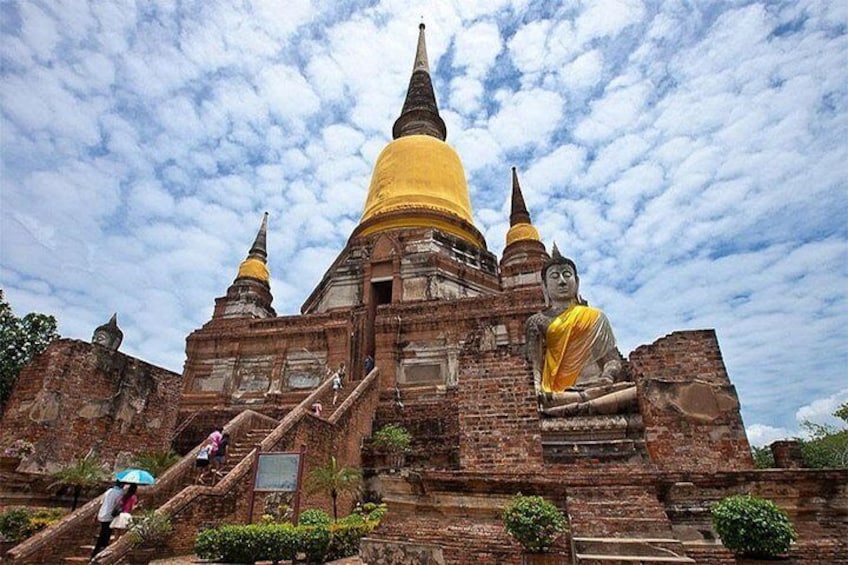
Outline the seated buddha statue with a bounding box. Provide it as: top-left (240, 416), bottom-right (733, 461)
top-left (91, 313), bottom-right (123, 352)
top-left (525, 246), bottom-right (637, 416)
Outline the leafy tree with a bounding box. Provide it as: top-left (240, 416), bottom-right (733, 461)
top-left (797, 402), bottom-right (848, 468)
top-left (306, 456), bottom-right (361, 521)
top-left (49, 454), bottom-right (109, 510)
top-left (751, 445), bottom-right (775, 469)
top-left (0, 290), bottom-right (59, 407)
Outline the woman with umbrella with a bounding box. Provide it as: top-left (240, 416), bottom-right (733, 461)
top-left (91, 469), bottom-right (155, 558)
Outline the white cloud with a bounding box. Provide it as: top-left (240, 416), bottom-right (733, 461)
top-left (508, 19), bottom-right (553, 76)
top-left (453, 21), bottom-right (502, 77)
top-left (561, 49), bottom-right (605, 91)
top-left (796, 389), bottom-right (848, 428)
top-left (575, 0), bottom-right (646, 45)
top-left (746, 424), bottom-right (794, 448)
top-left (18, 2), bottom-right (60, 62)
top-left (0, 0), bottom-right (845, 439)
top-left (489, 88), bottom-right (563, 149)
top-left (258, 65), bottom-right (322, 123)
top-left (574, 81), bottom-right (650, 142)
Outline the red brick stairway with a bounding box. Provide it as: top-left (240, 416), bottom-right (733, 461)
top-left (566, 485), bottom-right (694, 564)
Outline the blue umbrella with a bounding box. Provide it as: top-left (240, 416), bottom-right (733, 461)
top-left (115, 468), bottom-right (156, 485)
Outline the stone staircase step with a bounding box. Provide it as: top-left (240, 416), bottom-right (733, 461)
top-left (570, 518), bottom-right (676, 538)
top-left (573, 537), bottom-right (692, 563)
top-left (575, 554), bottom-right (694, 564)
top-left (567, 486), bottom-right (680, 541)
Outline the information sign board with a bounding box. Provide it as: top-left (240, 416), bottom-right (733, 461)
top-left (254, 452), bottom-right (302, 492)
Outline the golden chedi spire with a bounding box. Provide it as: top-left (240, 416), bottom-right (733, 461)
top-left (354, 24), bottom-right (487, 249)
top-left (236, 212), bottom-right (270, 284)
top-left (505, 166), bottom-right (541, 246)
top-left (500, 167), bottom-right (547, 289)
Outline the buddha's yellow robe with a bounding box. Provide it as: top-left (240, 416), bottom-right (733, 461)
top-left (542, 305), bottom-right (616, 393)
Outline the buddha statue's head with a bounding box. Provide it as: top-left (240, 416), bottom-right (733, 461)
top-left (541, 244), bottom-right (586, 308)
top-left (92, 313), bottom-right (123, 351)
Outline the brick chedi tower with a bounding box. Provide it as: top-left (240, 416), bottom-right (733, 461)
top-left (302, 23), bottom-right (501, 359)
top-left (499, 167), bottom-right (548, 290)
top-left (212, 212), bottom-right (276, 319)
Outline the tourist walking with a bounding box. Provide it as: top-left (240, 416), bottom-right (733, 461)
top-left (212, 432), bottom-right (230, 480)
top-left (195, 440), bottom-right (213, 484)
top-left (109, 483), bottom-right (138, 531)
top-left (332, 368), bottom-right (343, 405)
top-left (90, 481), bottom-right (124, 560)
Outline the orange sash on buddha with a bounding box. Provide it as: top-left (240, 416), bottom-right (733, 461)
top-left (542, 305), bottom-right (603, 392)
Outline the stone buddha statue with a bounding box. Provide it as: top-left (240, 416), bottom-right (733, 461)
top-left (525, 246), bottom-right (637, 416)
top-left (92, 313), bottom-right (123, 352)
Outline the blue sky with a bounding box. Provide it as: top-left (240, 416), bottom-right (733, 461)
top-left (1, 0), bottom-right (846, 446)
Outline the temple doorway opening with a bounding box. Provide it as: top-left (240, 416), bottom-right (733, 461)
top-left (372, 279), bottom-right (392, 305)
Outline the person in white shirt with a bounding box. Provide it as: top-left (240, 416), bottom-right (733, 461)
top-left (91, 481), bottom-right (125, 560)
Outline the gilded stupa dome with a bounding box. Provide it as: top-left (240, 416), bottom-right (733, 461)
top-left (236, 257), bottom-right (270, 283)
top-left (503, 166), bottom-right (541, 247)
top-left (234, 212), bottom-right (270, 285)
top-left (506, 223), bottom-right (541, 246)
top-left (360, 135), bottom-right (474, 226)
top-left (353, 24), bottom-right (486, 249)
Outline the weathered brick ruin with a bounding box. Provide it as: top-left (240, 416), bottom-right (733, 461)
top-left (2, 23), bottom-right (846, 565)
top-left (0, 338), bottom-right (181, 474)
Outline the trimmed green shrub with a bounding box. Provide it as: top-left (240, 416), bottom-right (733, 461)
top-left (193, 516), bottom-right (381, 564)
top-left (502, 494), bottom-right (566, 553)
top-left (194, 527), bottom-right (222, 561)
top-left (298, 508), bottom-right (332, 527)
top-left (324, 517), bottom-right (372, 561)
top-left (299, 524), bottom-right (331, 564)
top-left (371, 424), bottom-right (411, 452)
top-left (0, 507), bottom-right (66, 543)
top-left (264, 524), bottom-right (300, 563)
top-left (353, 501), bottom-right (388, 522)
top-left (0, 508), bottom-right (30, 542)
top-left (712, 494), bottom-right (796, 557)
top-left (194, 512), bottom-right (378, 563)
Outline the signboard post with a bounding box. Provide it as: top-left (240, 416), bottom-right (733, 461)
top-left (248, 445), bottom-right (306, 523)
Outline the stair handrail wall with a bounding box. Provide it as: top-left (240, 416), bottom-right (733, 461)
top-left (94, 368), bottom-right (380, 564)
top-left (4, 408), bottom-right (273, 564)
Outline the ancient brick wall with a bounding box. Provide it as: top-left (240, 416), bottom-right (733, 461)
top-left (0, 339), bottom-right (181, 473)
top-left (457, 342), bottom-right (543, 472)
top-left (372, 389), bottom-right (460, 470)
top-left (629, 330), bottom-right (753, 472)
top-left (180, 310), bottom-right (351, 411)
top-left (660, 468), bottom-right (848, 563)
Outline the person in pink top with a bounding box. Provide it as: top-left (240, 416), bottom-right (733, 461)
top-left (120, 484), bottom-right (138, 513)
top-left (109, 484), bottom-right (138, 531)
top-left (208, 426), bottom-right (223, 455)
